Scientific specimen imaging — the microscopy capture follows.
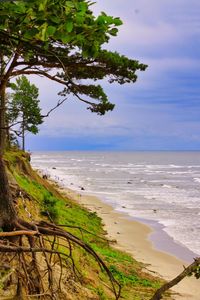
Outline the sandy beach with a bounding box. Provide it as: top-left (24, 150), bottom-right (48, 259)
top-left (56, 184), bottom-right (200, 300)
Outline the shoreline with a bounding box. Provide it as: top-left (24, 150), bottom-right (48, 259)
top-left (129, 215), bottom-right (198, 263)
top-left (54, 183), bottom-right (200, 300)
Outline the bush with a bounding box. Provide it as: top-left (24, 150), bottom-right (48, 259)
top-left (41, 193), bottom-right (59, 221)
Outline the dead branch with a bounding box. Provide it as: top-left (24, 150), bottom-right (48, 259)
top-left (47, 222), bottom-right (108, 242)
top-left (150, 257), bottom-right (200, 300)
top-left (41, 97), bottom-right (68, 118)
top-left (0, 243), bottom-right (60, 255)
top-left (0, 230), bottom-right (38, 237)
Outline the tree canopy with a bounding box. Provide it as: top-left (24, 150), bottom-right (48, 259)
top-left (0, 0), bottom-right (147, 118)
top-left (8, 75), bottom-right (43, 150)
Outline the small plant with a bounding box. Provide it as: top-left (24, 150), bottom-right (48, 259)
top-left (188, 264), bottom-right (200, 279)
top-left (96, 287), bottom-right (107, 300)
top-left (109, 265), bottom-right (160, 288)
top-left (41, 194), bottom-right (58, 221)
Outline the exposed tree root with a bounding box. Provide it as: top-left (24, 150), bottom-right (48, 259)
top-left (0, 218), bottom-right (121, 300)
top-left (0, 230), bottom-right (38, 237)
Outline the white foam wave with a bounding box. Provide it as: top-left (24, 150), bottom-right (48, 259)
top-left (194, 177), bottom-right (200, 183)
top-left (162, 184), bottom-right (173, 189)
top-left (31, 151), bottom-right (200, 257)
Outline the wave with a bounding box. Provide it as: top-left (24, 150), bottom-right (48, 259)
top-left (31, 151), bottom-right (200, 257)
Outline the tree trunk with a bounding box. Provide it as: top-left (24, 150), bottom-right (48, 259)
top-left (150, 257), bottom-right (200, 300)
top-left (0, 158), bottom-right (16, 229)
top-left (22, 114), bottom-right (25, 151)
top-left (0, 84), bottom-right (17, 229)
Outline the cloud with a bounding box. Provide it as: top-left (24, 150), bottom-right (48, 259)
top-left (24, 0), bottom-right (200, 151)
top-left (95, 0), bottom-right (200, 63)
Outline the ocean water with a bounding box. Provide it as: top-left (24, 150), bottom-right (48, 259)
top-left (31, 151), bottom-right (200, 257)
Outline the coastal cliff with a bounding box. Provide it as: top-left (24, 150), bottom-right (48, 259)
top-left (1, 149), bottom-right (169, 300)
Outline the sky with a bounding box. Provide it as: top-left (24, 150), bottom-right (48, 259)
top-left (27, 0), bottom-right (200, 151)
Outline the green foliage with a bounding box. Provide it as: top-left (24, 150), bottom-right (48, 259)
top-left (188, 265), bottom-right (200, 279)
top-left (109, 265), bottom-right (160, 288)
top-left (13, 173), bottom-right (58, 221)
top-left (0, 0), bottom-right (147, 117)
top-left (14, 171), bottom-right (103, 237)
top-left (41, 193), bottom-right (59, 221)
top-left (93, 245), bottom-right (133, 264)
top-left (0, 0), bottom-right (122, 55)
top-left (8, 75), bottom-right (43, 150)
top-left (0, 267), bottom-right (13, 291)
top-left (96, 287), bottom-right (107, 300)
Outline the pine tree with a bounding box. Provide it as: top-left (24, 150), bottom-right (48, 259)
top-left (8, 76), bottom-right (43, 151)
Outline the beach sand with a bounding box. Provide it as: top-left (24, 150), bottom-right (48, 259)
top-left (51, 182), bottom-right (200, 300)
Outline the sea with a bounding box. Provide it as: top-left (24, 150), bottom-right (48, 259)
top-left (31, 151), bottom-right (200, 260)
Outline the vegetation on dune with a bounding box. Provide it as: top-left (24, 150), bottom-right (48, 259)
top-left (0, 149), bottom-right (167, 299)
top-left (2, 150), bottom-right (199, 300)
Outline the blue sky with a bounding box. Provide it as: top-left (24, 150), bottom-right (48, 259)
top-left (27, 0), bottom-right (200, 151)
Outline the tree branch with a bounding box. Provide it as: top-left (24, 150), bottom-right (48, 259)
top-left (151, 257), bottom-right (200, 300)
top-left (11, 70), bottom-right (69, 87)
top-left (0, 45), bottom-right (21, 89)
top-left (0, 230), bottom-right (38, 237)
top-left (11, 70), bottom-right (99, 109)
top-left (73, 90), bottom-right (99, 107)
top-left (1, 120), bottom-right (23, 130)
top-left (41, 97), bottom-right (69, 118)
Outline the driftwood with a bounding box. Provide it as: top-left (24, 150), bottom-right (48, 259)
top-left (150, 257), bottom-right (200, 300)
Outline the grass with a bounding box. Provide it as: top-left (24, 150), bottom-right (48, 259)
top-left (5, 150), bottom-right (168, 300)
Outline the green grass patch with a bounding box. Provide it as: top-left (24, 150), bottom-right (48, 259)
top-left (93, 244), bottom-right (133, 263)
top-left (13, 172), bottom-right (104, 241)
top-left (109, 265), bottom-right (160, 288)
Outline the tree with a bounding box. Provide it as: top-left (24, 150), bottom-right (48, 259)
top-left (0, 0), bottom-right (147, 297)
top-left (0, 0), bottom-right (147, 228)
top-left (8, 75), bottom-right (43, 151)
